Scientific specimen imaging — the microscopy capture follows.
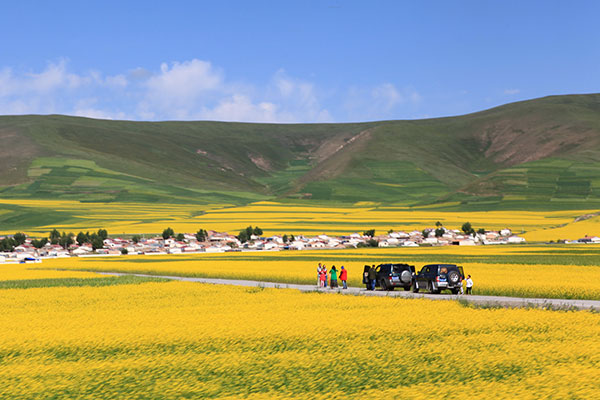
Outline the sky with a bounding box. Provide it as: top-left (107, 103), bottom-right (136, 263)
top-left (0, 0), bottom-right (598, 123)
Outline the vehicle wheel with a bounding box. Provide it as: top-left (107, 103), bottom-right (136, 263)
top-left (400, 270), bottom-right (412, 284)
top-left (412, 282), bottom-right (419, 293)
top-left (428, 282), bottom-right (440, 294)
top-left (404, 286), bottom-right (411, 291)
top-left (448, 271), bottom-right (460, 285)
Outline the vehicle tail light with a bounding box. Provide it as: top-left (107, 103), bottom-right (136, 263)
top-left (436, 276), bottom-right (440, 283)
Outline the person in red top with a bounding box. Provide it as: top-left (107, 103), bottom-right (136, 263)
top-left (340, 266), bottom-right (348, 289)
top-left (319, 266), bottom-right (327, 288)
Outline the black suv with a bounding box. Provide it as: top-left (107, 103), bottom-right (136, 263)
top-left (375, 263), bottom-right (416, 291)
top-left (413, 264), bottom-right (464, 294)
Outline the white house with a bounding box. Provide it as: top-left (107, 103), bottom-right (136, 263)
top-left (500, 229), bottom-right (512, 237)
top-left (507, 236), bottom-right (526, 244)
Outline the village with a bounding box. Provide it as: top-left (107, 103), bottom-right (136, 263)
top-left (0, 225), bottom-right (541, 263)
top-left (3, 223), bottom-right (600, 264)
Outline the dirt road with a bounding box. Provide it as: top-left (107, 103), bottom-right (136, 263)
top-left (97, 272), bottom-right (600, 310)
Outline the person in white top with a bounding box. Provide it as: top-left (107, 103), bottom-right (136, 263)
top-left (317, 263), bottom-right (322, 286)
top-left (466, 275), bottom-right (474, 294)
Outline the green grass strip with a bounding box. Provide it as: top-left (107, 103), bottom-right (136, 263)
top-left (0, 275), bottom-right (168, 290)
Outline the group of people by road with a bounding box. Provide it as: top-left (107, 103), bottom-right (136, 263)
top-left (317, 263), bottom-right (348, 289)
top-left (317, 263), bottom-right (474, 294)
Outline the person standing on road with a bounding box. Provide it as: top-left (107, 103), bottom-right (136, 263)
top-left (340, 266), bottom-right (348, 289)
top-left (363, 265), bottom-right (370, 290)
top-left (368, 265), bottom-right (377, 291)
top-left (319, 266), bottom-right (326, 287)
top-left (317, 263), bottom-right (322, 286)
top-left (330, 265), bottom-right (338, 289)
top-left (466, 275), bottom-right (473, 294)
top-left (323, 265), bottom-right (328, 288)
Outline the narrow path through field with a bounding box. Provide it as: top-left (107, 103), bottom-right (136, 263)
top-left (95, 271), bottom-right (600, 310)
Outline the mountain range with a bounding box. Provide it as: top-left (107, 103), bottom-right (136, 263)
top-left (1, 93), bottom-right (600, 210)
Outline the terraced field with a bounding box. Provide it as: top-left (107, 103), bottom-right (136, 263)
top-left (1, 199), bottom-right (598, 242)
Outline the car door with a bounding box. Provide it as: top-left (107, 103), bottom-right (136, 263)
top-left (417, 266), bottom-right (430, 287)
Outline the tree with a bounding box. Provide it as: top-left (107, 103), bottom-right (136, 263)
top-left (387, 229), bottom-right (394, 234)
top-left (195, 229), bottom-right (208, 242)
top-left (90, 233), bottom-right (104, 250)
top-left (32, 238), bottom-right (48, 249)
top-left (282, 234), bottom-right (288, 243)
top-left (58, 232), bottom-right (74, 249)
top-left (253, 226), bottom-right (263, 236)
top-left (13, 232), bottom-right (26, 246)
top-left (76, 232), bottom-right (88, 246)
top-left (461, 222), bottom-right (475, 236)
top-left (49, 229), bottom-right (61, 245)
top-left (363, 229), bottom-right (375, 238)
top-left (176, 233), bottom-right (185, 241)
top-left (0, 237), bottom-right (15, 252)
top-left (290, 234), bottom-right (295, 242)
top-left (422, 229), bottom-right (430, 238)
top-left (435, 228), bottom-right (445, 237)
top-left (237, 229), bottom-right (249, 243)
top-left (132, 235), bottom-right (141, 244)
top-left (97, 229), bottom-right (108, 240)
top-left (477, 228), bottom-right (486, 235)
top-left (162, 227), bottom-right (174, 240)
top-left (121, 248), bottom-right (128, 255)
top-left (367, 238), bottom-right (378, 247)
top-left (435, 221), bottom-right (443, 228)
top-left (358, 239), bottom-right (379, 248)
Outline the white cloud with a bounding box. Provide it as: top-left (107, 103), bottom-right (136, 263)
top-left (72, 108), bottom-right (128, 120)
top-left (0, 58), bottom-right (416, 122)
top-left (146, 60), bottom-right (223, 102)
top-left (343, 83), bottom-right (422, 120)
top-left (504, 88), bottom-right (520, 95)
top-left (372, 83), bottom-right (401, 111)
top-left (105, 74), bottom-right (128, 88)
top-left (200, 94), bottom-right (279, 123)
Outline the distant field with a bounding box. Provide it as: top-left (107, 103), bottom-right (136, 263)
top-left (38, 245), bottom-right (600, 300)
top-left (1, 280), bottom-right (599, 399)
top-left (1, 199), bottom-right (597, 242)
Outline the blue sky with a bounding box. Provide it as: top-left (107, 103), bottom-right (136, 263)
top-left (0, 0), bottom-right (598, 122)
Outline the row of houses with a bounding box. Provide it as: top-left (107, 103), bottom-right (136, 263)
top-left (0, 227), bottom-right (530, 262)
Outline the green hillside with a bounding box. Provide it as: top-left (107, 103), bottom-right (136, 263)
top-left (1, 93), bottom-right (600, 210)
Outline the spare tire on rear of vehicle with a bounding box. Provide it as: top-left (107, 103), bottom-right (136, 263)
top-left (448, 270), bottom-right (460, 284)
top-left (400, 270), bottom-right (412, 283)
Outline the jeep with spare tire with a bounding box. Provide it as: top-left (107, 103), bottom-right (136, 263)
top-left (374, 263), bottom-right (416, 291)
top-left (412, 264), bottom-right (465, 294)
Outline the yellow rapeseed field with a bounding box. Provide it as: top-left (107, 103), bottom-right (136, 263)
top-left (0, 262), bottom-right (101, 281)
top-left (1, 199), bottom-right (597, 241)
top-left (0, 281), bottom-right (599, 399)
top-left (38, 245), bottom-right (600, 299)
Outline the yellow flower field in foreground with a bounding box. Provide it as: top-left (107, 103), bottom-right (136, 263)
top-left (1, 199), bottom-right (597, 241)
top-left (0, 281), bottom-right (599, 399)
top-left (39, 245), bottom-right (600, 299)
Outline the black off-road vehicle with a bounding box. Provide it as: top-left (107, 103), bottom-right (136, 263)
top-left (375, 263), bottom-right (416, 291)
top-left (413, 264), bottom-right (465, 294)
